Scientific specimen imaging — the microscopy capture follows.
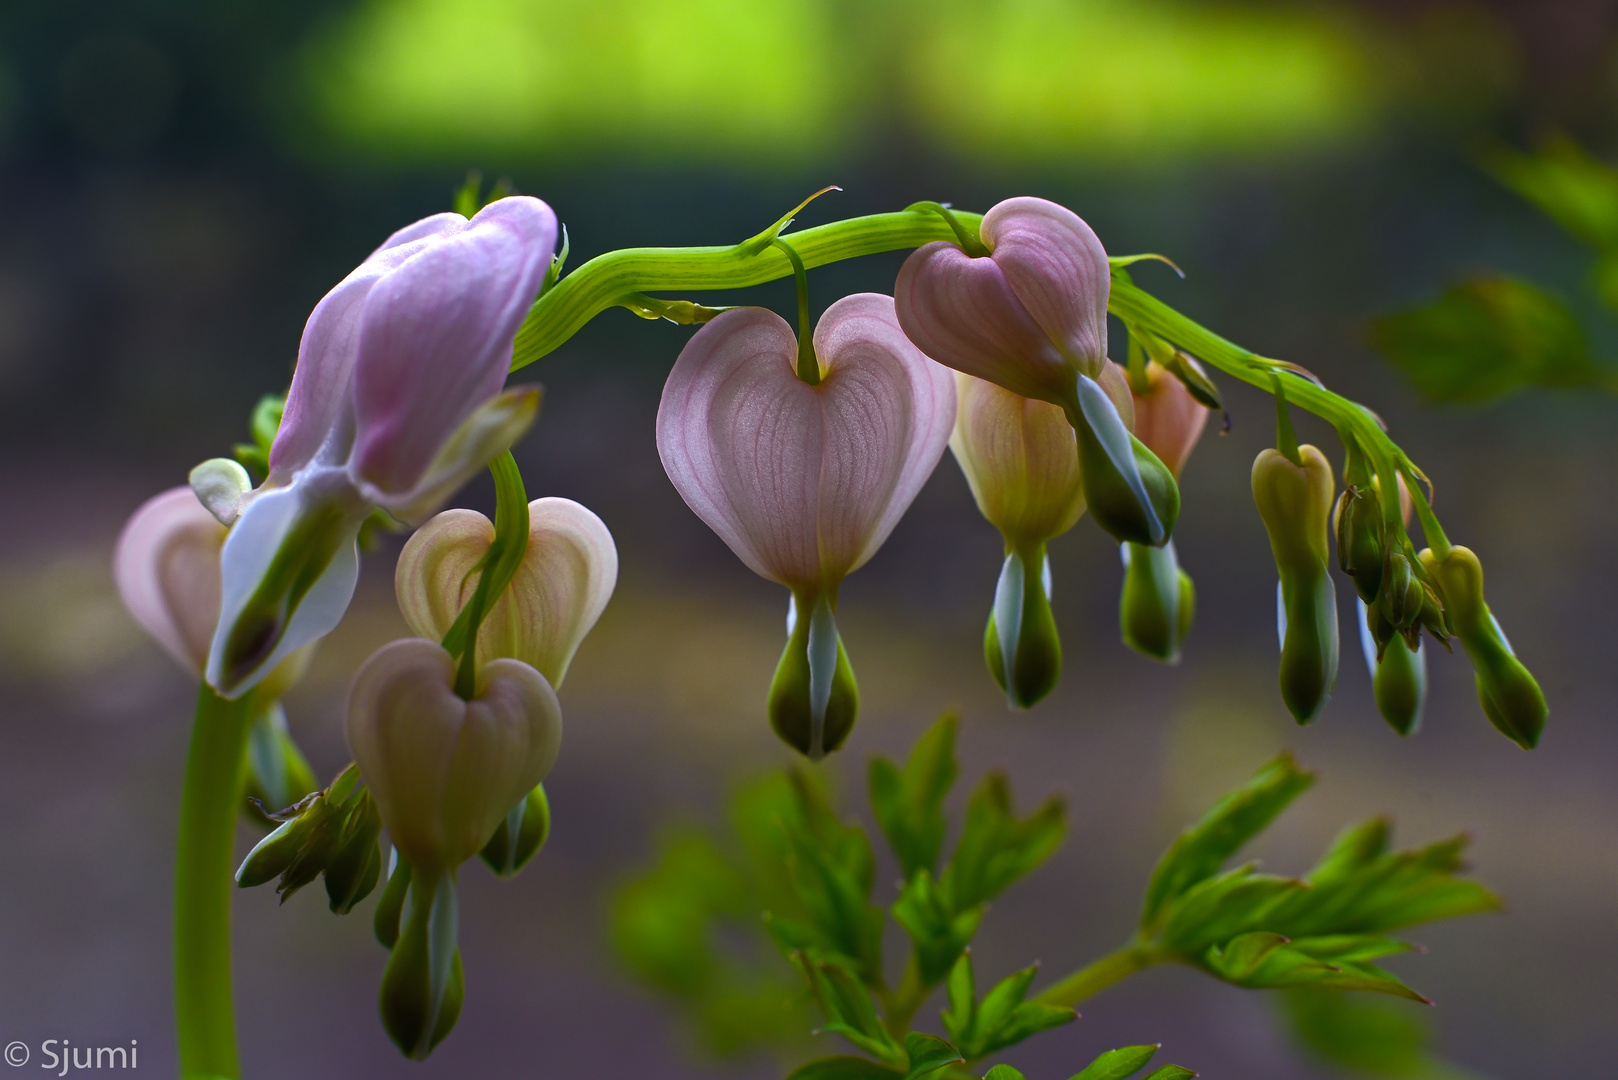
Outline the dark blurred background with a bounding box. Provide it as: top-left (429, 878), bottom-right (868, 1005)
top-left (2, 0), bottom-right (1617, 1076)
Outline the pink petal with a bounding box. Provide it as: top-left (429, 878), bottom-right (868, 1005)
top-left (657, 308), bottom-right (824, 587)
top-left (113, 487), bottom-right (225, 675)
top-left (813, 293), bottom-right (957, 575)
top-left (980, 197), bottom-right (1111, 378)
top-left (895, 241), bottom-right (1073, 404)
top-left (350, 197), bottom-right (557, 496)
top-left (270, 214), bottom-right (469, 482)
top-left (657, 299), bottom-right (955, 590)
top-left (1131, 360), bottom-right (1210, 478)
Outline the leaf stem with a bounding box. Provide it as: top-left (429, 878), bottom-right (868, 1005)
top-left (1033, 942), bottom-right (1176, 1009)
top-left (174, 683), bottom-right (256, 1079)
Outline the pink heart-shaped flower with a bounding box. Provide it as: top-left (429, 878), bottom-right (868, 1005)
top-left (1131, 360), bottom-right (1210, 479)
top-left (656, 293), bottom-right (956, 592)
top-left (895, 197), bottom-right (1111, 404)
top-left (394, 498), bottom-right (618, 688)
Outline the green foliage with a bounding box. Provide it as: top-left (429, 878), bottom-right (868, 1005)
top-left (942, 952), bottom-right (1075, 1060)
top-left (1282, 987), bottom-right (1488, 1079)
top-left (1133, 756), bottom-right (1499, 1002)
top-left (1372, 135), bottom-right (1618, 403)
top-left (1370, 277), bottom-right (1606, 403)
top-left (232, 394), bottom-right (284, 481)
top-left (869, 714), bottom-right (958, 879)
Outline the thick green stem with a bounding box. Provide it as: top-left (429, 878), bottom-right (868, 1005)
top-left (1033, 943), bottom-right (1175, 1010)
top-left (175, 684), bottom-right (255, 1079)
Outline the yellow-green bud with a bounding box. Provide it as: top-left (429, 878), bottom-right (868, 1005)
top-left (1333, 486), bottom-right (1385, 605)
top-left (983, 545), bottom-right (1062, 708)
top-left (478, 784), bottom-right (551, 878)
top-left (378, 872), bottom-right (465, 1059)
top-left (1358, 599), bottom-right (1425, 736)
top-left (768, 592), bottom-right (859, 759)
top-left (1252, 445), bottom-right (1339, 724)
top-left (1419, 546), bottom-right (1546, 749)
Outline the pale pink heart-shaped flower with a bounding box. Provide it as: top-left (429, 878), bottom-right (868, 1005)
top-left (206, 197), bottom-right (556, 698)
top-left (394, 498), bottom-right (618, 688)
top-left (347, 638), bottom-right (561, 877)
top-left (950, 375), bottom-right (1085, 549)
top-left (656, 293), bottom-right (956, 593)
top-left (894, 197), bottom-right (1111, 404)
top-left (1131, 360), bottom-right (1211, 479)
top-left (114, 487), bottom-right (227, 676)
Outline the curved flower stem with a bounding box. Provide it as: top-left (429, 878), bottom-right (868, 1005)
top-left (1032, 942), bottom-right (1177, 1010)
top-left (174, 684), bottom-right (255, 1079)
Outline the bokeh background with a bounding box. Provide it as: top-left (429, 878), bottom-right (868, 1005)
top-left (2, 0), bottom-right (1616, 1076)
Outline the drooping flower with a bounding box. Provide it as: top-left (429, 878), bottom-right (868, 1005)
top-left (394, 498), bottom-right (618, 687)
top-left (346, 638), bottom-right (562, 878)
top-left (895, 197), bottom-right (1178, 548)
top-left (656, 293), bottom-right (955, 756)
top-left (205, 197), bottom-right (557, 698)
top-left (949, 367), bottom-right (1126, 708)
top-left (1253, 445), bottom-right (1339, 724)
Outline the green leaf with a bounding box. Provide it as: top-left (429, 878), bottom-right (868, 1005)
top-left (1482, 134), bottom-right (1618, 250)
top-left (1139, 1068), bottom-right (1197, 1080)
top-left (788, 1057), bottom-right (905, 1080)
top-left (982, 1068), bottom-right (1025, 1080)
top-left (1070, 1044), bottom-right (1159, 1080)
top-left (903, 1032), bottom-right (964, 1079)
top-left (1201, 933), bottom-right (1427, 1002)
top-left (941, 950), bottom-right (976, 1049)
top-left (941, 773), bottom-right (1065, 911)
top-left (944, 959), bottom-right (1076, 1060)
top-left (1157, 868), bottom-right (1306, 953)
top-left (1141, 755), bottom-right (1314, 934)
top-left (796, 955), bottom-right (906, 1067)
top-left (869, 713), bottom-right (959, 878)
top-left (892, 869), bottom-right (984, 984)
top-left (1370, 276), bottom-right (1609, 404)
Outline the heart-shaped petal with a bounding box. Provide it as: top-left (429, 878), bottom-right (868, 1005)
top-left (395, 498), bottom-right (618, 687)
top-left (1132, 359), bottom-right (1210, 478)
top-left (347, 638), bottom-right (561, 875)
top-left (114, 487), bottom-right (226, 676)
top-left (895, 196), bottom-right (1111, 404)
top-left (656, 294), bottom-right (956, 591)
top-left (950, 373), bottom-right (1086, 548)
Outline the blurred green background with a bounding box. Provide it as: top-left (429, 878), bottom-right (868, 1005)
top-left (2, 0), bottom-right (1617, 1076)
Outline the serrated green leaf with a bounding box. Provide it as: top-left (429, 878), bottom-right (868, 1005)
top-left (974, 965), bottom-right (1038, 1041)
top-left (1305, 817), bottom-right (1390, 887)
top-left (788, 1056), bottom-right (906, 1080)
top-left (903, 1032), bottom-right (964, 1079)
top-left (1070, 1044), bottom-right (1159, 1080)
top-left (1140, 1067), bottom-right (1196, 1080)
top-left (870, 714), bottom-right (959, 879)
top-left (1158, 868), bottom-right (1306, 953)
top-left (893, 870), bottom-right (984, 984)
top-left (942, 773), bottom-right (1065, 911)
top-left (1141, 755), bottom-right (1313, 934)
top-left (1371, 276), bottom-right (1609, 404)
top-left (1200, 933), bottom-right (1428, 1002)
top-left (982, 1067), bottom-right (1025, 1080)
top-left (979, 1001), bottom-right (1078, 1056)
top-left (778, 770), bottom-right (887, 982)
top-left (796, 955), bottom-right (906, 1066)
top-left (942, 950), bottom-right (976, 1048)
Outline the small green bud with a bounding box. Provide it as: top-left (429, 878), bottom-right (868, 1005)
top-left (1333, 487), bottom-right (1384, 604)
top-left (379, 873), bottom-right (465, 1059)
top-left (768, 592), bottom-right (859, 759)
top-left (1120, 540), bottom-right (1195, 663)
top-left (478, 784), bottom-right (552, 878)
top-left (236, 807), bottom-right (320, 888)
top-left (325, 789), bottom-right (384, 914)
top-left (983, 546), bottom-right (1062, 708)
top-left (1420, 546), bottom-right (1547, 749)
top-left (1378, 552), bottom-right (1424, 629)
top-left (244, 704), bottom-right (319, 820)
top-left (1252, 445), bottom-right (1339, 724)
top-left (1357, 599), bottom-right (1426, 736)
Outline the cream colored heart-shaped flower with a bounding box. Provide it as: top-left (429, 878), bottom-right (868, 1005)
top-left (395, 498), bottom-right (617, 688)
top-left (346, 637), bottom-right (561, 875)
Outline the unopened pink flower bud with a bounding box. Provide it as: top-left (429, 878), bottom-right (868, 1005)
top-left (395, 498), bottom-right (618, 688)
top-left (1130, 360), bottom-right (1210, 479)
top-left (894, 197), bottom-right (1110, 404)
top-left (346, 638), bottom-right (562, 877)
top-left (114, 487), bottom-right (227, 676)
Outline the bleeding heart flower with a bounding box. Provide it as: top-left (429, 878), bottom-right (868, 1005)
top-left (895, 197), bottom-right (1111, 402)
top-left (206, 197), bottom-right (556, 699)
top-left (656, 293), bottom-right (956, 756)
top-left (346, 638), bottom-right (561, 877)
top-left (394, 498), bottom-right (618, 688)
top-left (1130, 360), bottom-right (1210, 479)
